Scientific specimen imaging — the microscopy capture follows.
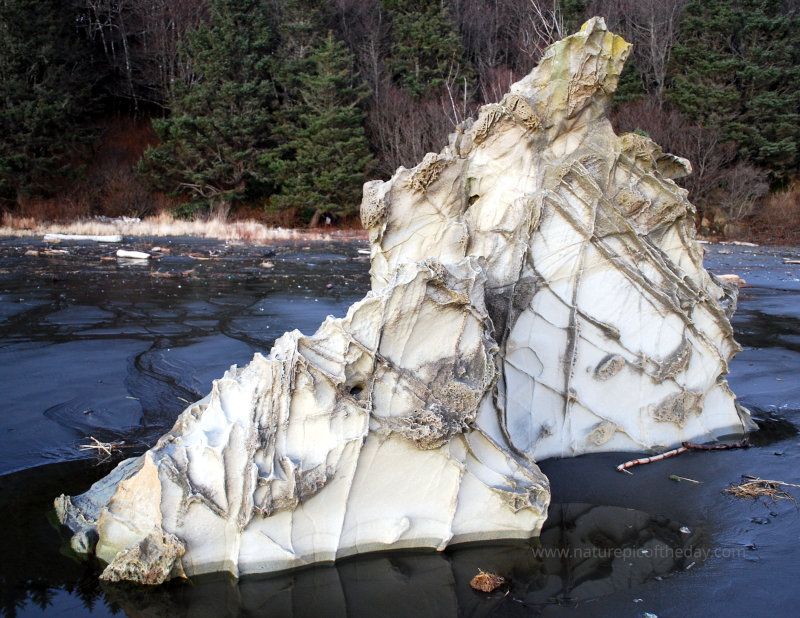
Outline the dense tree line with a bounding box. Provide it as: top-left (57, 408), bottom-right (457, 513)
top-left (1, 0), bottom-right (799, 226)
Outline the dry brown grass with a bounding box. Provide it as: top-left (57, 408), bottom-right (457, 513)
top-left (79, 436), bottom-right (126, 462)
top-left (725, 475), bottom-right (800, 505)
top-left (741, 182), bottom-right (800, 245)
top-left (0, 211), bottom-right (366, 243)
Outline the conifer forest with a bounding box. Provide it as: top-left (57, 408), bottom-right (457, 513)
top-left (1, 0), bottom-right (799, 234)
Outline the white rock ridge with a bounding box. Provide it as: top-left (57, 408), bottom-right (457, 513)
top-left (55, 18), bottom-right (753, 584)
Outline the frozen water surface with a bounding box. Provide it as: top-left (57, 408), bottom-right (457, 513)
top-left (0, 238), bottom-right (798, 616)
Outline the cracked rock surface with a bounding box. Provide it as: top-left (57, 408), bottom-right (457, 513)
top-left (55, 18), bottom-right (752, 583)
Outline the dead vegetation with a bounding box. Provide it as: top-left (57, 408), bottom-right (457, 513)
top-left (470, 570), bottom-right (506, 593)
top-left (79, 436), bottom-right (127, 463)
top-left (0, 211), bottom-right (366, 243)
top-left (725, 475), bottom-right (800, 505)
top-left (743, 181), bottom-right (800, 246)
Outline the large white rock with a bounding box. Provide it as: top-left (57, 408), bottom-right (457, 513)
top-left (55, 18), bottom-right (753, 584)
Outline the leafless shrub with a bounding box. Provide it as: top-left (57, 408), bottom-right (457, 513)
top-left (589, 0), bottom-right (688, 100)
top-left (450, 0), bottom-right (564, 80)
top-left (80, 0), bottom-right (208, 110)
top-left (719, 161), bottom-right (769, 222)
top-left (68, 117), bottom-right (161, 218)
top-left (612, 97), bottom-right (768, 224)
top-left (367, 81), bottom-right (455, 177)
top-left (517, 0), bottom-right (565, 61)
top-left (478, 64), bottom-right (524, 104)
top-left (747, 181), bottom-right (800, 245)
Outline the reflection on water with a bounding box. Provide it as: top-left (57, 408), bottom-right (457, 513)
top-left (105, 500), bottom-right (702, 616)
top-left (0, 454), bottom-right (704, 617)
top-left (747, 410), bottom-right (800, 447)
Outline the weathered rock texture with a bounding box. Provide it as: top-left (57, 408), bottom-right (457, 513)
top-left (55, 18), bottom-right (753, 584)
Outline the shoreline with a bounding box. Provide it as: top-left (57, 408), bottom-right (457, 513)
top-left (0, 213), bottom-right (368, 244)
top-left (6, 202), bottom-right (793, 247)
top-left (3, 214), bottom-right (795, 250)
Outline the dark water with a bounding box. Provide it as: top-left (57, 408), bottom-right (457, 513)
top-left (0, 237), bottom-right (370, 476)
top-left (1, 238), bottom-right (799, 617)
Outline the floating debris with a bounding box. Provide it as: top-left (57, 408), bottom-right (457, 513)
top-left (151, 269), bottom-right (193, 278)
top-left (470, 570), bottom-right (506, 592)
top-left (617, 440), bottom-right (748, 473)
top-left (725, 475), bottom-right (800, 505)
top-left (669, 475), bottom-right (702, 484)
top-left (617, 446), bottom-right (688, 472)
top-left (117, 249), bottom-right (151, 260)
top-left (44, 233), bottom-right (122, 243)
top-left (79, 436), bottom-right (125, 462)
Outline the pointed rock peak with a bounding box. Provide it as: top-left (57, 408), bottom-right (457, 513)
top-left (511, 16), bottom-right (631, 128)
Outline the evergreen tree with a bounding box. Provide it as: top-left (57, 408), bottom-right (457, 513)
top-left (0, 0), bottom-right (93, 205)
top-left (269, 1), bottom-right (372, 222)
top-left (559, 0), bottom-right (589, 34)
top-left (138, 0), bottom-right (277, 216)
top-left (383, 0), bottom-right (469, 98)
top-left (670, 0), bottom-right (800, 182)
top-left (613, 62), bottom-right (647, 105)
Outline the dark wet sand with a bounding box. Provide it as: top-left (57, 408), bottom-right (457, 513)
top-left (1, 239), bottom-right (799, 617)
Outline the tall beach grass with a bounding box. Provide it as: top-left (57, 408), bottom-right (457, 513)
top-left (0, 211), bottom-right (366, 243)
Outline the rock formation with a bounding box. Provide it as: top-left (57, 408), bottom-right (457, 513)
top-left (55, 18), bottom-right (754, 584)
